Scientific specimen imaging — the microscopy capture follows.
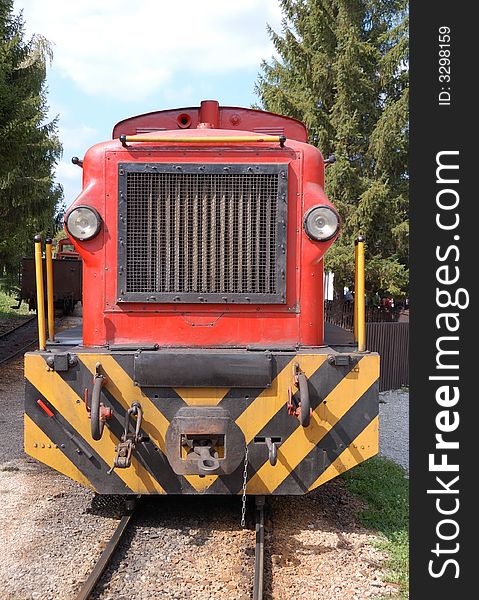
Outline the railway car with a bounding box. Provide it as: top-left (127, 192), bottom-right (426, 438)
top-left (24, 100), bottom-right (379, 497)
top-left (18, 238), bottom-right (82, 314)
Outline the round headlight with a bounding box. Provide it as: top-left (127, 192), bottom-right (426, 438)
top-left (303, 205), bottom-right (340, 241)
top-left (66, 206), bottom-right (101, 241)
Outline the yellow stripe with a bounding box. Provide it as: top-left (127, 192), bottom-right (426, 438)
top-left (79, 354), bottom-right (215, 493)
top-left (236, 356), bottom-right (327, 445)
top-left (25, 354), bottom-right (165, 494)
top-left (175, 360), bottom-right (312, 490)
top-left (308, 416), bottom-right (379, 490)
top-left (183, 474), bottom-right (218, 492)
top-left (24, 414), bottom-right (95, 490)
top-left (173, 388), bottom-right (228, 489)
top-left (78, 354), bottom-right (170, 454)
top-left (81, 354), bottom-right (326, 494)
top-left (174, 387), bottom-right (229, 406)
top-left (248, 355), bottom-right (379, 494)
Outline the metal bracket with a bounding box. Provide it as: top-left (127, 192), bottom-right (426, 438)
top-left (265, 437), bottom-right (278, 466)
top-left (46, 352), bottom-right (77, 372)
top-left (192, 444), bottom-right (220, 472)
top-left (328, 354), bottom-right (351, 366)
top-left (90, 363), bottom-right (112, 441)
top-left (166, 406), bottom-right (245, 475)
top-left (286, 363), bottom-right (311, 427)
top-left (108, 402), bottom-right (144, 474)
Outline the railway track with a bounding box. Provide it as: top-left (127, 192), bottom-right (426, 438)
top-left (0, 316), bottom-right (38, 365)
top-left (75, 496), bottom-right (266, 600)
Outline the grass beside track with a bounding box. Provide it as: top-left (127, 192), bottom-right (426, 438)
top-left (342, 456), bottom-right (409, 598)
top-left (0, 288), bottom-right (30, 318)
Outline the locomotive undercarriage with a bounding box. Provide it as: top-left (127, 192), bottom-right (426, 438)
top-left (24, 342), bottom-right (379, 495)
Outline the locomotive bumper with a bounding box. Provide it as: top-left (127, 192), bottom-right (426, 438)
top-left (24, 347), bottom-right (380, 495)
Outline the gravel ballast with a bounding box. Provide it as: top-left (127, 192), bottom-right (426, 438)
top-left (379, 389), bottom-right (409, 473)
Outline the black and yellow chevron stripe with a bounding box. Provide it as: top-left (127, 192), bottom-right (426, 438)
top-left (24, 350), bottom-right (379, 495)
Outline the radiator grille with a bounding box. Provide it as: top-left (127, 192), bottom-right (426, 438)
top-left (118, 163), bottom-right (287, 303)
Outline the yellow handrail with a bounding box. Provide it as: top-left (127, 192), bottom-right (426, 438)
top-left (34, 235), bottom-right (46, 351)
top-left (119, 134), bottom-right (286, 147)
top-left (45, 238), bottom-right (55, 342)
top-left (354, 241), bottom-right (359, 342)
top-left (356, 236), bottom-right (366, 352)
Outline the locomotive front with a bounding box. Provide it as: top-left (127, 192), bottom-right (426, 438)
top-left (24, 100), bottom-right (379, 495)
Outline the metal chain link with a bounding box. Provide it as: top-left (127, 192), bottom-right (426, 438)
top-left (240, 444), bottom-right (249, 527)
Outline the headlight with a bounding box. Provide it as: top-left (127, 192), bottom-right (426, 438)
top-left (303, 205), bottom-right (340, 241)
top-left (65, 206), bottom-right (101, 241)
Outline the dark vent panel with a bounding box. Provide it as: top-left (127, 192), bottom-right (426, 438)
top-left (117, 163), bottom-right (288, 303)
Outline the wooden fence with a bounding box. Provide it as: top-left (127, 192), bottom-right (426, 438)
top-left (366, 322), bottom-right (409, 391)
top-left (324, 299), bottom-right (402, 331)
top-left (324, 300), bottom-right (409, 391)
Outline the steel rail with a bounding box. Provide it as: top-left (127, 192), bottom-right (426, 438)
top-left (0, 316), bottom-right (37, 366)
top-left (253, 496), bottom-right (265, 600)
top-left (74, 511), bottom-right (134, 600)
top-left (0, 316), bottom-right (36, 340)
top-left (0, 339), bottom-right (37, 365)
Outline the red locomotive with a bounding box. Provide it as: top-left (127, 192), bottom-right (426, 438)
top-left (25, 100), bottom-right (379, 496)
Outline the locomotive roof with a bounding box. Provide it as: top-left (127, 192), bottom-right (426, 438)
top-left (112, 100), bottom-right (308, 143)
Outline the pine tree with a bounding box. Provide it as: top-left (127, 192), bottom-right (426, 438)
top-left (0, 0), bottom-right (63, 280)
top-left (256, 0), bottom-right (408, 296)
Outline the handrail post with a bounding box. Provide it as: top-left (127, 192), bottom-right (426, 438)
top-left (45, 237), bottom-right (55, 342)
top-left (34, 235), bottom-right (46, 351)
top-left (356, 236), bottom-right (366, 352)
top-left (354, 241), bottom-right (359, 341)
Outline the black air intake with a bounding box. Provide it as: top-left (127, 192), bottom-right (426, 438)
top-left (117, 163), bottom-right (288, 304)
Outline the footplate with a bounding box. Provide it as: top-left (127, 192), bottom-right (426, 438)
top-left (165, 407), bottom-right (245, 475)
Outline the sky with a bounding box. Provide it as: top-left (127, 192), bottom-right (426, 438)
top-left (13, 0), bottom-right (283, 207)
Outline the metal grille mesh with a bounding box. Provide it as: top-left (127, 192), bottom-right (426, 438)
top-left (124, 170), bottom-right (280, 299)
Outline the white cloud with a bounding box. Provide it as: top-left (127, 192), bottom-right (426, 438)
top-left (55, 161), bottom-right (82, 207)
top-left (55, 126), bottom-right (99, 205)
top-left (55, 160), bottom-right (82, 182)
top-left (58, 124), bottom-right (98, 154)
top-left (14, 0), bottom-right (282, 101)
top-left (161, 84), bottom-right (195, 105)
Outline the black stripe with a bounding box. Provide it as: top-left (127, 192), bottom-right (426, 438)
top-left (112, 354), bottom-right (187, 419)
top-left (208, 356), bottom-right (360, 494)
top-left (145, 393), bottom-right (187, 422)
top-left (274, 380), bottom-right (379, 494)
top-left (100, 387), bottom-right (196, 494)
top-left (25, 380), bottom-right (129, 494)
top-left (218, 354), bottom-right (293, 421)
top-left (203, 461), bottom-right (246, 494)
top-left (59, 357), bottom-right (195, 494)
top-left (76, 352), bottom-right (292, 495)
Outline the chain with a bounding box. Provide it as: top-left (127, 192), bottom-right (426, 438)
top-left (240, 444), bottom-right (249, 527)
